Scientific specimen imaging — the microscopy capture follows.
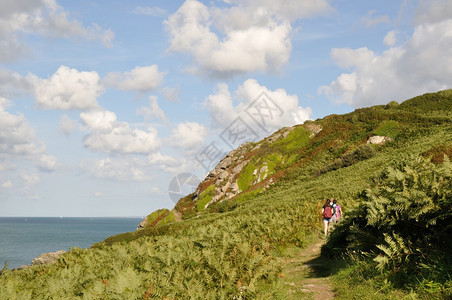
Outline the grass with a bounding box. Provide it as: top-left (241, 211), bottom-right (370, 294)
top-left (195, 184), bottom-right (216, 211)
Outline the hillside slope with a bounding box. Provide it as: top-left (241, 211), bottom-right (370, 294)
top-left (0, 90), bottom-right (451, 299)
top-left (141, 89), bottom-right (452, 228)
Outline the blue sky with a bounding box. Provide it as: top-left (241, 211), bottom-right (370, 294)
top-left (0, 0), bottom-right (451, 217)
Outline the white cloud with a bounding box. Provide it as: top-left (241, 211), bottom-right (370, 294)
top-left (383, 30), bottom-right (397, 47)
top-left (80, 110), bottom-right (161, 155)
top-left (59, 114), bottom-right (76, 136)
top-left (36, 154), bottom-right (59, 172)
top-left (161, 86), bottom-right (180, 102)
top-left (80, 110), bottom-right (116, 132)
top-left (415, 0), bottom-right (452, 25)
top-left (148, 152), bottom-right (178, 165)
top-left (103, 65), bottom-right (165, 93)
top-left (132, 6), bottom-right (167, 17)
top-left (361, 10), bottom-right (390, 28)
top-left (0, 0), bottom-right (114, 62)
top-left (137, 96), bottom-right (166, 121)
top-left (148, 152), bottom-right (193, 174)
top-left (0, 68), bottom-right (32, 98)
top-left (30, 66), bottom-right (103, 111)
top-left (93, 191), bottom-right (103, 197)
top-left (79, 157), bottom-right (151, 181)
top-left (169, 122), bottom-right (208, 151)
top-left (0, 97), bottom-right (45, 159)
top-left (165, 0), bottom-right (332, 77)
top-left (205, 79), bottom-right (312, 133)
top-left (19, 171), bottom-right (40, 186)
top-left (319, 20), bottom-right (452, 107)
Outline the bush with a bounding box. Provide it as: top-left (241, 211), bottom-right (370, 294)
top-left (323, 156), bottom-right (452, 292)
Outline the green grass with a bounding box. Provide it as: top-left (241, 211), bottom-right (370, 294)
top-left (237, 161), bottom-right (256, 192)
top-left (195, 184), bottom-right (215, 211)
top-left (373, 120), bottom-right (399, 138)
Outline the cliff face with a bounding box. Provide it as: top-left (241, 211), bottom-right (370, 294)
top-left (139, 89), bottom-right (452, 229)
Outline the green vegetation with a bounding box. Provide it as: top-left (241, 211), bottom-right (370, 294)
top-left (237, 161), bottom-right (256, 192)
top-left (142, 209), bottom-right (170, 228)
top-left (323, 156), bottom-right (452, 299)
top-left (272, 126), bottom-right (310, 153)
top-left (0, 90), bottom-right (451, 299)
top-left (195, 184), bottom-right (216, 211)
top-left (373, 120), bottom-right (399, 138)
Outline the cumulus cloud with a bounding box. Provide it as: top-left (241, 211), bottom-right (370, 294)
top-left (0, 68), bottom-right (32, 98)
top-left (205, 79), bottom-right (312, 135)
top-left (319, 19), bottom-right (452, 107)
top-left (0, 0), bottom-right (114, 62)
top-left (80, 110), bottom-right (161, 155)
top-left (103, 65), bottom-right (165, 93)
top-left (79, 157), bottom-right (152, 181)
top-left (30, 66), bottom-right (103, 111)
top-left (383, 30), bottom-right (397, 47)
top-left (0, 97), bottom-right (45, 159)
top-left (148, 152), bottom-right (193, 174)
top-left (415, 0), bottom-right (452, 25)
top-left (165, 0), bottom-right (332, 77)
top-left (36, 154), bottom-right (59, 172)
top-left (169, 122), bottom-right (208, 151)
top-left (137, 96), bottom-right (166, 121)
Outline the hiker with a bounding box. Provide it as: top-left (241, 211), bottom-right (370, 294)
top-left (322, 198), bottom-right (335, 236)
top-left (331, 199), bottom-right (341, 223)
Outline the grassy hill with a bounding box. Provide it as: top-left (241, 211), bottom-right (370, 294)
top-left (0, 90), bottom-right (451, 299)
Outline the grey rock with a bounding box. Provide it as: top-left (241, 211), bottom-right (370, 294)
top-left (367, 136), bottom-right (393, 145)
top-left (230, 182), bottom-right (239, 192)
top-left (221, 181), bottom-right (231, 193)
top-left (32, 250), bottom-right (66, 266)
top-left (219, 170), bottom-right (229, 179)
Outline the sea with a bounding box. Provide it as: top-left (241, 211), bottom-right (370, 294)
top-left (0, 217), bottom-right (142, 269)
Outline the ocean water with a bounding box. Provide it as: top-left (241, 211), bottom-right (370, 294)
top-left (0, 217), bottom-right (142, 269)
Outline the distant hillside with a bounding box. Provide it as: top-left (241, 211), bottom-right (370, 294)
top-left (1, 90), bottom-right (450, 299)
top-left (140, 89), bottom-right (452, 228)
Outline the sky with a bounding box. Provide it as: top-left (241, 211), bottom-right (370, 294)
top-left (0, 0), bottom-right (451, 217)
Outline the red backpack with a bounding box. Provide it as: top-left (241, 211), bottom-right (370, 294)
top-left (323, 206), bottom-right (333, 218)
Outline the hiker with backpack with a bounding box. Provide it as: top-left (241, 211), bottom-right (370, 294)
top-left (331, 199), bottom-right (341, 223)
top-left (322, 198), bottom-right (336, 236)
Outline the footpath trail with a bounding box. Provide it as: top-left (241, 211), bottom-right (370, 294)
top-left (280, 237), bottom-right (335, 299)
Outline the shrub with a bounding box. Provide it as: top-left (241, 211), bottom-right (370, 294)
top-left (323, 156), bottom-right (452, 291)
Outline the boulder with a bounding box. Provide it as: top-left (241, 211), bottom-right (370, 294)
top-left (32, 250), bottom-right (66, 266)
top-left (219, 170), bottom-right (229, 180)
top-left (367, 136), bottom-right (393, 145)
top-left (221, 181), bottom-right (231, 193)
top-left (230, 182), bottom-right (239, 193)
top-left (218, 156), bottom-right (232, 170)
top-left (137, 218), bottom-right (147, 230)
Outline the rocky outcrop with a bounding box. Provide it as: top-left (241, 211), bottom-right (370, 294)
top-left (32, 250), bottom-right (66, 266)
top-left (144, 122), bottom-right (324, 227)
top-left (137, 218), bottom-right (147, 230)
top-left (305, 123), bottom-right (322, 137)
top-left (367, 135), bottom-right (393, 145)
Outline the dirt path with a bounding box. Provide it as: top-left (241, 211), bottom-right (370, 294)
top-left (280, 237), bottom-right (335, 299)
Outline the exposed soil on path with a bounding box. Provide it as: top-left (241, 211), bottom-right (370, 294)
top-left (280, 237), bottom-right (335, 299)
